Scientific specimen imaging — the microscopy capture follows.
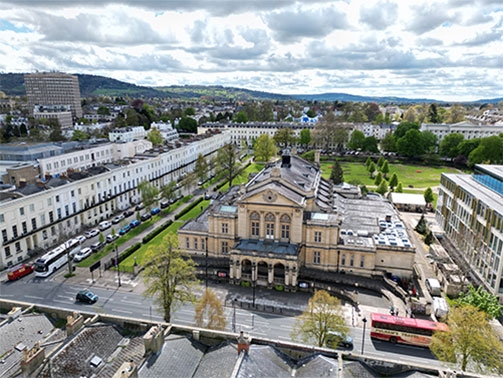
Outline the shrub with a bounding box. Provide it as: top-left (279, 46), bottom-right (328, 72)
top-left (142, 220), bottom-right (173, 243)
top-left (241, 281), bottom-right (251, 288)
top-left (274, 284), bottom-right (284, 292)
top-left (118, 242), bottom-right (142, 264)
top-left (174, 197), bottom-right (204, 220)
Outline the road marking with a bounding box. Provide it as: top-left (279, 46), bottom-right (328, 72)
top-left (53, 299), bottom-right (71, 304)
top-left (141, 314), bottom-right (163, 320)
top-left (120, 299), bottom-right (141, 305)
top-left (0, 294), bottom-right (14, 297)
top-left (112, 308), bottom-right (133, 315)
top-left (25, 295), bottom-right (44, 300)
top-left (172, 318), bottom-right (194, 325)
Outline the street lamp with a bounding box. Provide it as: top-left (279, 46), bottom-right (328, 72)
top-left (205, 236), bottom-right (209, 288)
top-left (252, 262), bottom-right (257, 307)
top-left (114, 245), bottom-right (121, 287)
top-left (361, 317), bottom-right (367, 355)
top-left (232, 298), bottom-right (237, 333)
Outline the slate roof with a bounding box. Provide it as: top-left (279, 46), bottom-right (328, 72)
top-left (236, 345), bottom-right (294, 378)
top-left (235, 239), bottom-right (300, 256)
top-left (0, 313), bottom-right (55, 378)
top-left (241, 182), bottom-right (305, 206)
top-left (192, 342), bottom-right (238, 378)
top-left (295, 354), bottom-right (339, 377)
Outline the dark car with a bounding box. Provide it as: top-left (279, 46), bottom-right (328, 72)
top-left (123, 210), bottom-right (134, 218)
top-left (151, 207), bottom-right (161, 215)
top-left (76, 289), bottom-right (98, 304)
top-left (141, 212), bottom-right (152, 221)
top-left (130, 219), bottom-right (141, 228)
top-left (327, 332), bottom-right (353, 349)
top-left (119, 224), bottom-right (131, 235)
top-left (90, 241), bottom-right (104, 252)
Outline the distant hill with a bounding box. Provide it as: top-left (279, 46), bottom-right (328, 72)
top-left (1, 72), bottom-right (501, 104)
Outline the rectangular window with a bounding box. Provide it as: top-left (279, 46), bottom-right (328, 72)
top-left (51, 226), bottom-right (56, 236)
top-left (350, 255), bottom-right (354, 267)
top-left (5, 246), bottom-right (11, 257)
top-left (15, 242), bottom-right (21, 252)
top-left (360, 255), bottom-right (365, 268)
top-left (314, 231), bottom-right (322, 243)
top-left (47, 198), bottom-right (52, 206)
top-left (341, 254), bottom-right (346, 266)
top-left (40, 214), bottom-right (46, 226)
top-left (19, 207), bottom-right (25, 216)
top-left (314, 251), bottom-right (321, 264)
top-left (222, 241), bottom-right (229, 254)
top-left (57, 208), bottom-right (62, 219)
top-left (221, 223), bottom-right (228, 234)
top-left (65, 205), bottom-right (69, 217)
top-left (201, 238), bottom-right (205, 251)
top-left (186, 237), bottom-right (190, 249)
top-left (31, 218), bottom-right (37, 230)
top-left (251, 221), bottom-right (259, 237)
top-left (0, 214), bottom-right (4, 223)
top-left (22, 222), bottom-right (27, 234)
top-left (2, 229), bottom-right (7, 243)
top-left (42, 230), bottom-right (48, 240)
top-left (281, 224), bottom-right (290, 239)
top-left (194, 238), bottom-right (198, 250)
top-left (266, 223), bottom-right (274, 239)
top-left (55, 195), bottom-right (60, 203)
top-left (49, 211), bottom-right (54, 223)
top-left (12, 225), bottom-right (18, 238)
top-left (29, 204), bottom-right (35, 212)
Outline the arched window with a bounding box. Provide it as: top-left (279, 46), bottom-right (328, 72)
top-left (250, 212), bottom-right (260, 237)
top-left (280, 214), bottom-right (290, 239)
top-left (265, 213), bottom-right (275, 239)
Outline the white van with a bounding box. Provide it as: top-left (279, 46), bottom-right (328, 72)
top-left (99, 220), bottom-right (112, 231)
top-left (425, 278), bottom-right (441, 297)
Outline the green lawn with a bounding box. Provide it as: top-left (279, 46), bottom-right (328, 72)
top-left (321, 161), bottom-right (460, 189)
top-left (219, 163), bottom-right (264, 192)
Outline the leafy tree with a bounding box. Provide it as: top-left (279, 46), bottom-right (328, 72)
top-left (439, 133), bottom-right (464, 158)
top-left (347, 129), bottom-right (365, 150)
top-left (99, 232), bottom-right (105, 245)
top-left (422, 131), bottom-right (438, 154)
top-left (217, 143), bottom-right (239, 187)
top-left (445, 105), bottom-right (466, 123)
top-left (365, 157), bottom-right (372, 169)
top-left (147, 127), bottom-right (163, 147)
top-left (424, 230), bottom-right (434, 245)
top-left (48, 121), bottom-right (66, 142)
top-left (364, 102), bottom-right (381, 122)
top-left (162, 180), bottom-right (177, 201)
top-left (273, 128), bottom-right (296, 147)
top-left (459, 138), bottom-right (480, 158)
top-left (396, 183), bottom-right (403, 193)
top-left (330, 160), bottom-right (344, 185)
top-left (415, 214), bottom-right (427, 235)
top-left (138, 180), bottom-right (159, 211)
top-left (194, 288), bottom-right (227, 330)
top-left (97, 106), bottom-right (110, 116)
top-left (258, 101), bottom-right (274, 122)
top-left (291, 290), bottom-right (348, 347)
top-left (178, 117), bottom-right (198, 133)
top-left (380, 132), bottom-right (396, 152)
top-left (430, 305), bottom-right (503, 374)
top-left (403, 106), bottom-right (417, 123)
top-left (71, 129), bottom-right (88, 141)
top-left (306, 109), bottom-right (316, 118)
top-left (377, 155), bottom-right (385, 169)
top-left (184, 107), bottom-right (195, 116)
top-left (389, 173), bottom-right (398, 190)
top-left (376, 180), bottom-right (388, 195)
top-left (234, 111), bottom-right (248, 123)
top-left (381, 160), bottom-right (389, 178)
top-left (125, 108), bottom-right (140, 126)
top-left (360, 185), bottom-right (369, 197)
top-left (428, 103), bottom-right (441, 123)
top-left (424, 187), bottom-right (434, 205)
top-left (368, 162), bottom-right (376, 178)
top-left (312, 112), bottom-right (348, 152)
top-left (143, 234), bottom-right (197, 323)
top-left (362, 136), bottom-right (379, 153)
top-left (397, 129), bottom-right (425, 157)
top-left (394, 121), bottom-right (419, 139)
top-left (299, 128), bottom-right (311, 147)
top-left (468, 135), bottom-right (503, 166)
top-left (194, 154), bottom-right (208, 183)
top-left (254, 134), bottom-right (277, 162)
top-left (456, 285), bottom-right (503, 319)
top-left (374, 171), bottom-right (383, 186)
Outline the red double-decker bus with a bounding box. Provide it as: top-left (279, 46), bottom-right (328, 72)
top-left (370, 312), bottom-right (448, 347)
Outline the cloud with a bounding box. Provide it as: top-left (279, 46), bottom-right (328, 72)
top-left (264, 5), bottom-right (349, 42)
top-left (406, 5), bottom-right (458, 35)
top-left (359, 1), bottom-right (398, 30)
top-left (457, 31), bottom-right (502, 46)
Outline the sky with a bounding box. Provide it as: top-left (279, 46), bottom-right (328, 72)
top-left (0, 0), bottom-right (502, 102)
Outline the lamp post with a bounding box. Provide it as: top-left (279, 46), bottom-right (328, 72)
top-left (232, 298), bottom-right (237, 333)
top-left (205, 236), bottom-right (209, 288)
top-left (252, 262), bottom-right (257, 307)
top-left (361, 317), bottom-right (367, 355)
top-left (114, 245), bottom-right (121, 287)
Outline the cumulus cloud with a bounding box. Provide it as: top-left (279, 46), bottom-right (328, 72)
top-left (406, 5), bottom-right (457, 35)
top-left (359, 1), bottom-right (398, 30)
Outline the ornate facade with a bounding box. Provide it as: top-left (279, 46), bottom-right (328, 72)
top-left (179, 152), bottom-right (415, 290)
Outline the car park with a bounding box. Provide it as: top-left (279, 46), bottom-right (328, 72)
top-left (7, 264), bottom-right (34, 281)
top-left (123, 210), bottom-right (134, 218)
top-left (99, 221), bottom-right (112, 231)
top-left (119, 224), bottom-right (131, 235)
top-left (106, 234), bottom-right (119, 243)
top-left (112, 214), bottom-right (125, 224)
top-left (141, 212), bottom-right (152, 221)
top-left (73, 247), bottom-right (92, 262)
top-left (327, 332), bottom-right (353, 349)
top-left (151, 207), bottom-right (161, 215)
top-left (76, 289), bottom-right (98, 304)
top-left (130, 219), bottom-right (141, 228)
top-left (84, 229), bottom-right (99, 238)
top-left (90, 241), bottom-right (104, 252)
top-left (75, 235), bottom-right (87, 244)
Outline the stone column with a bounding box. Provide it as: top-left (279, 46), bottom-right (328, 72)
top-left (267, 264), bottom-right (273, 287)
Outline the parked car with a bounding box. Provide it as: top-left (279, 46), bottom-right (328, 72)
top-left (327, 332), bottom-right (353, 349)
top-left (99, 221), bottom-right (112, 231)
top-left (84, 229), bottom-right (99, 238)
top-left (130, 219), bottom-right (141, 228)
top-left (160, 201), bottom-right (169, 209)
top-left (90, 241), bottom-right (105, 252)
top-left (135, 203), bottom-right (144, 211)
top-left (123, 210), bottom-right (134, 218)
top-left (76, 289), bottom-right (98, 304)
top-left (151, 207), bottom-right (161, 215)
top-left (75, 235), bottom-right (87, 244)
top-left (141, 213), bottom-right (152, 221)
top-left (7, 264), bottom-right (34, 281)
top-left (112, 214), bottom-right (125, 224)
top-left (106, 234), bottom-right (119, 243)
top-left (119, 224), bottom-right (131, 235)
top-left (73, 247), bottom-right (92, 262)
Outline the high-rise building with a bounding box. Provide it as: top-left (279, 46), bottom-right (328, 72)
top-left (24, 72), bottom-right (83, 119)
top-left (436, 164), bottom-right (503, 303)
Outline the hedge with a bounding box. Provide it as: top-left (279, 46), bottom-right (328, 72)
top-left (174, 197), bottom-right (204, 220)
top-left (105, 242), bottom-right (142, 269)
top-left (142, 219), bottom-right (173, 244)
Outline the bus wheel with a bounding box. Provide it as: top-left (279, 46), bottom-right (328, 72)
top-left (389, 337), bottom-right (397, 344)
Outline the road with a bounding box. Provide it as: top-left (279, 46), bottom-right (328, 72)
top-left (0, 274), bottom-right (440, 368)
